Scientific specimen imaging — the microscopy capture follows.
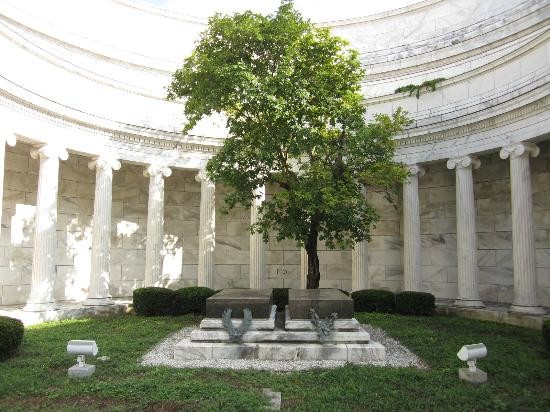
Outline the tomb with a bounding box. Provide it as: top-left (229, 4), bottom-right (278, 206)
top-left (175, 288), bottom-right (385, 362)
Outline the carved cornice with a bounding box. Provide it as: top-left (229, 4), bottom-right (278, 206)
top-left (446, 155), bottom-right (481, 170)
top-left (396, 95), bottom-right (550, 148)
top-left (0, 87), bottom-right (221, 155)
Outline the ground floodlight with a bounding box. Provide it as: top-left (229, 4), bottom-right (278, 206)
top-left (67, 340), bottom-right (98, 378)
top-left (457, 343), bottom-right (487, 384)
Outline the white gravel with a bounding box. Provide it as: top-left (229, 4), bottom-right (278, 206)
top-left (140, 324), bottom-right (428, 371)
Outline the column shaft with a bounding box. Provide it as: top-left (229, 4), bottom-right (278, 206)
top-left (25, 145), bottom-right (68, 311)
top-left (403, 165), bottom-right (424, 291)
top-left (448, 156), bottom-right (484, 308)
top-left (197, 170), bottom-right (215, 288)
top-left (144, 165), bottom-right (171, 287)
top-left (0, 135), bottom-right (16, 236)
top-left (249, 186), bottom-right (265, 289)
top-left (501, 143), bottom-right (545, 314)
top-left (85, 156), bottom-right (121, 305)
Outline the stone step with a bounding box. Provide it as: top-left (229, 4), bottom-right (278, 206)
top-left (200, 305), bottom-right (277, 330)
top-left (174, 340), bottom-right (385, 362)
top-left (189, 329), bottom-right (370, 344)
top-left (284, 306), bottom-right (360, 331)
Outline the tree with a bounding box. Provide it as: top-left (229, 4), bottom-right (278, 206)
top-left (168, 1), bottom-right (410, 289)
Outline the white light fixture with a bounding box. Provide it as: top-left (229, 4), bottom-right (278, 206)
top-left (457, 343), bottom-right (487, 384)
top-left (67, 340), bottom-right (98, 378)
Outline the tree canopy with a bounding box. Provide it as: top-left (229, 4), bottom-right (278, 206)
top-left (168, 1), bottom-right (410, 288)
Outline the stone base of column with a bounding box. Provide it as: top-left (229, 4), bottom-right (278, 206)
top-left (83, 297), bottom-right (114, 306)
top-left (454, 299), bottom-right (485, 309)
top-left (509, 304), bottom-right (546, 316)
top-left (23, 301), bottom-right (58, 312)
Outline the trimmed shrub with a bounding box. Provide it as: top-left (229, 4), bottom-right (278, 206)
top-left (133, 287), bottom-right (177, 316)
top-left (543, 320), bottom-right (550, 352)
top-left (273, 288), bottom-right (289, 311)
top-left (351, 289), bottom-right (395, 313)
top-left (0, 316), bottom-right (24, 360)
top-left (395, 291), bottom-right (435, 315)
top-left (174, 287), bottom-right (216, 315)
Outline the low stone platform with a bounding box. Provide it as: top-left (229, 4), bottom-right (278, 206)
top-left (206, 289), bottom-right (273, 318)
top-left (175, 340), bottom-right (385, 362)
top-left (288, 289), bottom-right (353, 319)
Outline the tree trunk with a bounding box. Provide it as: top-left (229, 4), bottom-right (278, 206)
top-left (305, 221), bottom-right (320, 289)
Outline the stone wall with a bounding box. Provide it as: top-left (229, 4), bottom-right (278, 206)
top-left (1, 142), bottom-right (549, 306)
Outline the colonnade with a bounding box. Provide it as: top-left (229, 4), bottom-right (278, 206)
top-left (0, 139), bottom-right (545, 315)
top-left (395, 142), bottom-right (545, 315)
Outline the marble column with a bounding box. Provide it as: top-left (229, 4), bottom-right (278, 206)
top-left (300, 247), bottom-right (308, 289)
top-left (447, 155), bottom-right (484, 308)
top-left (352, 186), bottom-right (369, 291)
top-left (196, 169), bottom-right (215, 289)
top-left (84, 156), bottom-right (121, 306)
top-left (0, 134), bottom-right (16, 236)
top-left (24, 144), bottom-right (68, 312)
top-left (144, 164), bottom-right (171, 287)
top-left (403, 164), bottom-right (424, 291)
top-left (250, 186), bottom-right (265, 289)
top-left (500, 142), bottom-right (545, 315)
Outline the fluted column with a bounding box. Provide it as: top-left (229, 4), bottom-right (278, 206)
top-left (84, 156), bottom-right (121, 306)
top-left (0, 134), bottom-right (16, 236)
top-left (196, 169), bottom-right (215, 288)
top-left (250, 186), bottom-right (265, 289)
top-left (500, 142), bottom-right (545, 315)
top-left (447, 155), bottom-right (484, 308)
top-left (144, 164), bottom-right (172, 287)
top-left (24, 144), bottom-right (68, 312)
top-left (403, 164), bottom-right (424, 291)
top-left (300, 247), bottom-right (308, 289)
top-left (352, 186), bottom-right (369, 291)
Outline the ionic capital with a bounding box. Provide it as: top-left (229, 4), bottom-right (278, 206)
top-left (144, 164), bottom-right (172, 178)
top-left (406, 164), bottom-right (425, 177)
top-left (195, 168), bottom-right (211, 183)
top-left (88, 155), bottom-right (121, 172)
top-left (500, 142), bottom-right (540, 160)
top-left (30, 144), bottom-right (69, 161)
top-left (446, 155), bottom-right (481, 170)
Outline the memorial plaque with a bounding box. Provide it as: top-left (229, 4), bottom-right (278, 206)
top-left (288, 288), bottom-right (354, 319)
top-left (206, 289), bottom-right (273, 318)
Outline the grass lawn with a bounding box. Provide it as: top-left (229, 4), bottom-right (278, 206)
top-left (0, 313), bottom-right (549, 411)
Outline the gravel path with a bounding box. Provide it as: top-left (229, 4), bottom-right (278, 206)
top-left (141, 324), bottom-right (428, 371)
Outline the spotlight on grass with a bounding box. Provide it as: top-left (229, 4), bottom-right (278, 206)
top-left (457, 343), bottom-right (487, 384)
top-left (67, 340), bottom-right (98, 378)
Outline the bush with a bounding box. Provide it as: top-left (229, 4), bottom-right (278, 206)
top-left (543, 320), bottom-right (550, 352)
top-left (395, 291), bottom-right (435, 315)
top-left (133, 287), bottom-right (177, 316)
top-left (174, 287), bottom-right (216, 315)
top-left (351, 289), bottom-right (395, 313)
top-left (0, 316), bottom-right (24, 360)
top-left (273, 288), bottom-right (289, 311)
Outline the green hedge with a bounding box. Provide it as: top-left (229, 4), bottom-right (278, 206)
top-left (351, 289), bottom-right (395, 313)
top-left (395, 291), bottom-right (435, 315)
top-left (543, 320), bottom-right (550, 352)
top-left (0, 316), bottom-right (24, 360)
top-left (174, 287), bottom-right (216, 315)
top-left (273, 288), bottom-right (289, 311)
top-left (133, 287), bottom-right (177, 316)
